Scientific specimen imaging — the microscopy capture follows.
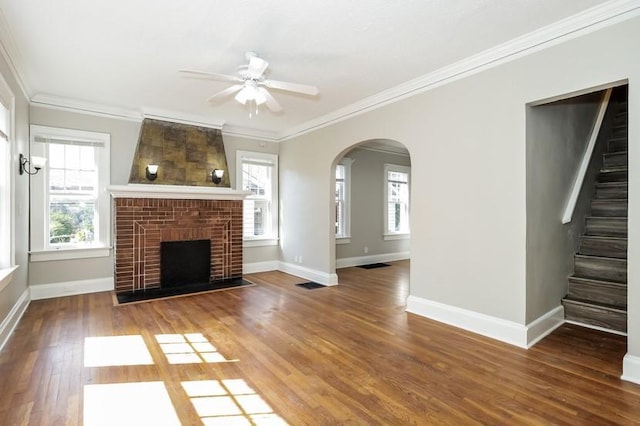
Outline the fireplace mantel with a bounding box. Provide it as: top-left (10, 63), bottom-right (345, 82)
top-left (107, 184), bottom-right (251, 200)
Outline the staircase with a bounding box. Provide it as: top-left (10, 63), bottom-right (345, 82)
top-left (562, 94), bottom-right (628, 333)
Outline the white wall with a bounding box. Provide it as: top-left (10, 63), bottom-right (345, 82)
top-left (25, 110), bottom-right (282, 286)
top-left (222, 133), bottom-right (280, 266)
top-left (525, 90), bottom-right (606, 323)
top-left (28, 106), bottom-right (141, 287)
top-left (0, 48), bottom-right (30, 347)
top-left (279, 16), bottom-right (640, 365)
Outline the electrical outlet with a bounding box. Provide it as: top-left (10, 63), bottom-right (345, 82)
top-left (364, 246), bottom-right (369, 254)
top-left (299, 256), bottom-right (303, 263)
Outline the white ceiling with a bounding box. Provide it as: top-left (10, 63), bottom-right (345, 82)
top-left (0, 0), bottom-right (611, 140)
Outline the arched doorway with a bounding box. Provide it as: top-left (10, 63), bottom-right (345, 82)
top-left (329, 139), bottom-right (412, 298)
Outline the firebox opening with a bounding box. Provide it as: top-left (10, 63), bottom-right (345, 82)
top-left (161, 239), bottom-right (211, 287)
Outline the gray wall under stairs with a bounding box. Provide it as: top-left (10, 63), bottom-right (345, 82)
top-left (525, 90), bottom-right (611, 323)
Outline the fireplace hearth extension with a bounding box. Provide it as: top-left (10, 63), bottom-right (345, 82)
top-left (107, 184), bottom-right (251, 302)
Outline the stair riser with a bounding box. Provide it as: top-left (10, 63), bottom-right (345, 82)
top-left (590, 200), bottom-right (627, 217)
top-left (597, 170), bottom-right (627, 183)
top-left (568, 279), bottom-right (627, 308)
top-left (611, 126), bottom-right (627, 138)
top-left (562, 301), bottom-right (627, 333)
top-left (608, 139), bottom-right (628, 152)
top-left (603, 152), bottom-right (627, 167)
top-left (595, 185), bottom-right (627, 199)
top-left (613, 113), bottom-right (628, 126)
top-left (585, 218), bottom-right (627, 237)
top-left (574, 256), bottom-right (626, 283)
top-left (580, 238), bottom-right (627, 259)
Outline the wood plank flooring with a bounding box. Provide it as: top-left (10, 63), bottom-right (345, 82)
top-left (1, 260), bottom-right (639, 425)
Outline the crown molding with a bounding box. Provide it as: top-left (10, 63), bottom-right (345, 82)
top-left (279, 0), bottom-right (640, 141)
top-left (355, 145), bottom-right (410, 158)
top-left (3, 1), bottom-right (639, 141)
top-left (0, 8), bottom-right (31, 100)
top-left (221, 124), bottom-right (280, 142)
top-left (31, 93), bottom-right (142, 122)
top-left (141, 108), bottom-right (224, 129)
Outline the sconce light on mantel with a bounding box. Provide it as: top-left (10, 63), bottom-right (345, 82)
top-left (146, 164), bottom-right (159, 181)
top-left (19, 153), bottom-right (47, 176)
top-left (211, 169), bottom-right (224, 184)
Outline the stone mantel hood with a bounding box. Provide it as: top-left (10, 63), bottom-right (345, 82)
top-left (107, 184), bottom-right (251, 200)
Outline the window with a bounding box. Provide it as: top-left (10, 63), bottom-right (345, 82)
top-left (384, 164), bottom-right (410, 239)
top-left (236, 151), bottom-right (278, 246)
top-left (0, 74), bottom-right (15, 280)
top-left (30, 125), bottom-right (111, 260)
top-left (335, 158), bottom-right (352, 242)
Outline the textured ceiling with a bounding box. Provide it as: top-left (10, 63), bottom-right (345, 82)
top-left (0, 0), bottom-right (610, 139)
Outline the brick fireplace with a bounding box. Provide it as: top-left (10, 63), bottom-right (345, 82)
top-left (108, 185), bottom-right (249, 294)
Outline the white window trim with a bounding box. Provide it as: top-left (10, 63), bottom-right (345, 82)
top-left (236, 150), bottom-right (278, 242)
top-left (335, 157), bottom-right (353, 240)
top-left (383, 163), bottom-right (411, 237)
top-left (29, 125), bottom-right (111, 259)
top-left (0, 71), bottom-right (16, 283)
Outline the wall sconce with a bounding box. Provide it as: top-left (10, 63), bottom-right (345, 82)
top-left (19, 153), bottom-right (47, 175)
top-left (211, 169), bottom-right (224, 184)
top-left (146, 164), bottom-right (159, 181)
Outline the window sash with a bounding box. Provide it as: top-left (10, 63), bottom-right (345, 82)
top-left (384, 165), bottom-right (410, 235)
top-left (335, 165), bottom-right (346, 236)
top-left (30, 125), bottom-right (111, 253)
top-left (237, 151), bottom-right (278, 240)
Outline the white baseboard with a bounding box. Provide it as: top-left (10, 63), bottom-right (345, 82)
top-left (336, 251), bottom-right (410, 269)
top-left (407, 296), bottom-right (567, 349)
top-left (622, 354), bottom-right (640, 385)
top-left (406, 295), bottom-right (529, 348)
top-left (278, 262), bottom-right (339, 286)
top-left (0, 288), bottom-right (30, 353)
top-left (525, 305), bottom-right (565, 348)
top-left (243, 261), bottom-right (278, 274)
top-left (30, 277), bottom-right (114, 300)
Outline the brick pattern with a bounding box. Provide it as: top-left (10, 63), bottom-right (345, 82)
top-left (113, 198), bottom-right (243, 293)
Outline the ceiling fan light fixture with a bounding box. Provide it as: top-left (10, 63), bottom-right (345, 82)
top-left (254, 90), bottom-right (267, 106)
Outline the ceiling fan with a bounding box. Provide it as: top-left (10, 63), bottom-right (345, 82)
top-left (180, 52), bottom-right (319, 114)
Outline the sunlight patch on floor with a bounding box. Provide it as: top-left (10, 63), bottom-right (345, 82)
top-left (84, 381), bottom-right (180, 425)
top-left (84, 335), bottom-right (154, 367)
top-left (182, 379), bottom-right (288, 425)
top-left (155, 333), bottom-right (237, 364)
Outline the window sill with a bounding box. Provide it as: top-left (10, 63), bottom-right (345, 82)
top-left (244, 238), bottom-right (279, 248)
top-left (30, 247), bottom-right (112, 262)
top-left (383, 233), bottom-right (410, 241)
top-left (0, 265), bottom-right (19, 293)
top-left (336, 237), bottom-right (351, 245)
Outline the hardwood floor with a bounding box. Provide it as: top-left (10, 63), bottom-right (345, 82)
top-left (1, 260), bottom-right (639, 425)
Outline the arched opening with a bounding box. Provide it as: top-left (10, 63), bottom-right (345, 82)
top-left (329, 139), bottom-right (412, 300)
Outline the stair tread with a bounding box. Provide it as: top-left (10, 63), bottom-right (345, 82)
top-left (580, 235), bottom-right (627, 242)
top-left (586, 216), bottom-right (627, 219)
top-left (600, 165), bottom-right (628, 172)
top-left (574, 253), bottom-right (626, 262)
top-left (562, 296), bottom-right (627, 313)
top-left (591, 198), bottom-right (627, 202)
top-left (568, 275), bottom-right (627, 287)
top-left (596, 181), bottom-right (627, 187)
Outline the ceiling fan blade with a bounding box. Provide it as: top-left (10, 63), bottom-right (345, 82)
top-left (179, 69), bottom-right (243, 83)
top-left (247, 56), bottom-right (269, 79)
top-left (207, 85), bottom-right (243, 103)
top-left (263, 79), bottom-right (319, 96)
top-left (258, 88), bottom-right (283, 112)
